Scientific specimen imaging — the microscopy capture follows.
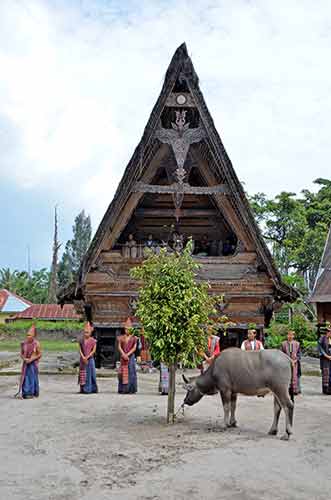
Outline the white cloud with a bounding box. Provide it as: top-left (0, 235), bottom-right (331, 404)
top-left (1, 0), bottom-right (331, 233)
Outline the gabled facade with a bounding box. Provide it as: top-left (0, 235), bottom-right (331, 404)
top-left (0, 289), bottom-right (32, 323)
top-left (310, 225), bottom-right (331, 324)
top-left (62, 43), bottom-right (296, 366)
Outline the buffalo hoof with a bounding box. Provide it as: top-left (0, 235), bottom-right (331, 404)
top-left (228, 421), bottom-right (237, 428)
top-left (268, 429), bottom-right (278, 436)
top-left (280, 433), bottom-right (290, 441)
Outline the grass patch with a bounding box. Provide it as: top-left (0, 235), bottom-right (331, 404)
top-left (0, 319), bottom-right (84, 334)
top-left (0, 339), bottom-right (78, 352)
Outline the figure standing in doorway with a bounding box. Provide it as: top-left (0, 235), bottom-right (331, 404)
top-left (118, 317), bottom-right (138, 394)
top-left (241, 329), bottom-right (264, 351)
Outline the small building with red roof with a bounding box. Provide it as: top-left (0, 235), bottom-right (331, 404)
top-left (0, 289), bottom-right (33, 322)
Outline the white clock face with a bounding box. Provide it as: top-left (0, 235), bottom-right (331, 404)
top-left (176, 94), bottom-right (187, 105)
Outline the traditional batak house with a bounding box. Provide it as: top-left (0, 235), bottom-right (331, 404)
top-left (310, 225), bottom-right (331, 326)
top-left (61, 44), bottom-right (296, 367)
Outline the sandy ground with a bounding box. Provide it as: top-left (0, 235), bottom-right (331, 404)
top-left (0, 371), bottom-right (331, 500)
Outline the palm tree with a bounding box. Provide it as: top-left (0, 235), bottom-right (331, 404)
top-left (0, 268), bottom-right (18, 291)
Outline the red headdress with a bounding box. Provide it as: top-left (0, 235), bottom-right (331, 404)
top-left (28, 323), bottom-right (36, 336)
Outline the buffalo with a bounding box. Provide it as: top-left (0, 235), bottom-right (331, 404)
top-left (183, 348), bottom-right (294, 440)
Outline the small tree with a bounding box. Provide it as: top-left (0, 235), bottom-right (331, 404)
top-left (69, 210), bottom-right (92, 274)
top-left (58, 210), bottom-right (92, 288)
top-left (131, 241), bottom-right (218, 424)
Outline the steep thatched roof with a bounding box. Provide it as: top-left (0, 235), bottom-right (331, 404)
top-left (62, 43), bottom-right (297, 303)
top-left (311, 225), bottom-right (331, 303)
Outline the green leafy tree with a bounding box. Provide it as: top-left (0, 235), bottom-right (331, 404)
top-left (0, 268), bottom-right (50, 303)
top-left (250, 192), bottom-right (306, 274)
top-left (0, 268), bottom-right (17, 291)
top-left (28, 269), bottom-right (51, 303)
top-left (58, 210), bottom-right (91, 288)
top-left (57, 242), bottom-right (74, 289)
top-left (131, 241), bottom-right (218, 424)
top-left (68, 210), bottom-right (92, 273)
top-left (250, 178), bottom-right (331, 291)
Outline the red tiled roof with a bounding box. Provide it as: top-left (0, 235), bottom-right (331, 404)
top-left (14, 304), bottom-right (81, 320)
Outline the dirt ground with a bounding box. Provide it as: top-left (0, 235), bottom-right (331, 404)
top-left (0, 370), bottom-right (331, 500)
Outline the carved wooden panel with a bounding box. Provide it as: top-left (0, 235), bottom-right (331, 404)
top-left (166, 93), bottom-right (196, 107)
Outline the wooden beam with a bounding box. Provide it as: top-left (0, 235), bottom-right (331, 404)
top-left (134, 208), bottom-right (217, 217)
top-left (133, 181), bottom-right (229, 195)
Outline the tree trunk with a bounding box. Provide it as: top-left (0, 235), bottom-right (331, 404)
top-left (48, 205), bottom-right (61, 303)
top-left (167, 363), bottom-right (176, 424)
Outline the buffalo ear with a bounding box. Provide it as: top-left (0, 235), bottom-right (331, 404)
top-left (182, 374), bottom-right (190, 384)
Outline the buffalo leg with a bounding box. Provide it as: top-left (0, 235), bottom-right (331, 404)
top-left (220, 391), bottom-right (231, 428)
top-left (272, 386), bottom-right (294, 440)
top-left (229, 393), bottom-right (238, 427)
top-left (268, 395), bottom-right (281, 435)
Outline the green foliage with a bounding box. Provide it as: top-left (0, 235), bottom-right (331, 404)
top-left (282, 273), bottom-right (307, 295)
top-left (0, 268), bottom-right (50, 303)
top-left (57, 242), bottom-right (74, 289)
top-left (0, 339), bottom-right (77, 352)
top-left (131, 241), bottom-right (218, 365)
top-left (249, 178), bottom-right (331, 290)
top-left (0, 320), bottom-right (84, 334)
top-left (290, 315), bottom-right (316, 344)
top-left (266, 314), bottom-right (316, 349)
top-left (264, 334), bottom-right (285, 349)
top-left (58, 210), bottom-right (91, 289)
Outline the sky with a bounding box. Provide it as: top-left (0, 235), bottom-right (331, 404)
top-left (1, 0), bottom-right (331, 271)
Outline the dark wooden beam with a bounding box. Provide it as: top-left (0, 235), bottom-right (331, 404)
top-left (134, 208), bottom-right (217, 217)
